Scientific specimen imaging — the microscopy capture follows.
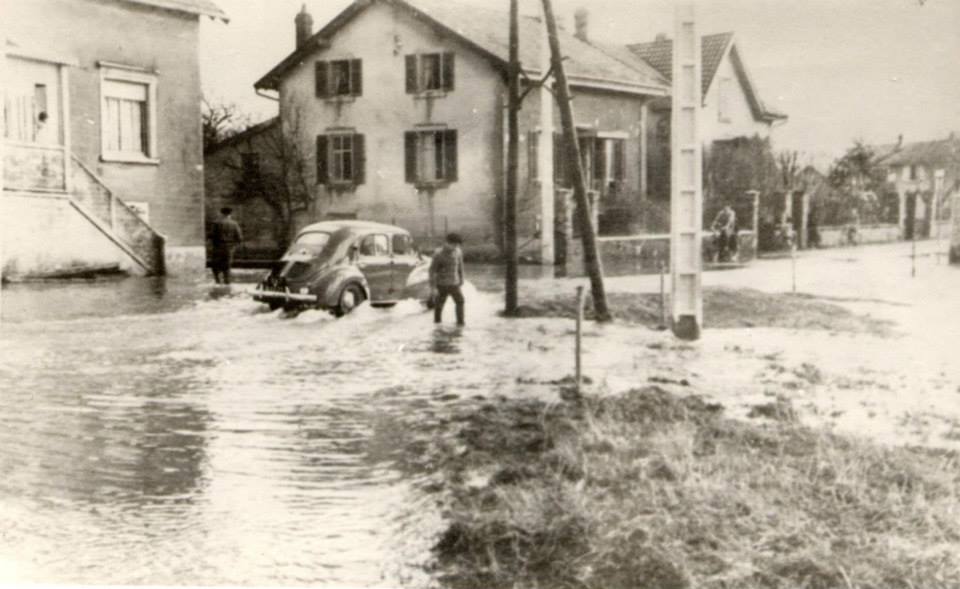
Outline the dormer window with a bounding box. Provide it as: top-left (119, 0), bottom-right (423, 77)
top-left (315, 59), bottom-right (362, 98)
top-left (405, 52), bottom-right (455, 94)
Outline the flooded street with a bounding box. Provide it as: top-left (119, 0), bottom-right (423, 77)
top-left (1, 245), bottom-right (958, 585)
top-left (0, 273), bottom-right (532, 587)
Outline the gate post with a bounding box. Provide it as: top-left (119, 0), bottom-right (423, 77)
top-left (670, 2), bottom-right (703, 340)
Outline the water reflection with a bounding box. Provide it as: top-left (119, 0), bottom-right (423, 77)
top-left (429, 325), bottom-right (463, 354)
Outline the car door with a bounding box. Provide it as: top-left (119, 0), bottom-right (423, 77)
top-left (357, 233), bottom-right (392, 301)
top-left (390, 232), bottom-right (419, 294)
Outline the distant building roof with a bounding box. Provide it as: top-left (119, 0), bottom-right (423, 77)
top-left (255, 0), bottom-right (669, 96)
top-left (877, 134), bottom-right (960, 168)
top-left (121, 0), bottom-right (227, 21)
top-left (205, 117), bottom-right (279, 155)
top-left (628, 32), bottom-right (786, 123)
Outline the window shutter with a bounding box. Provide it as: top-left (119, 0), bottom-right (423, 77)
top-left (315, 62), bottom-right (329, 98)
top-left (593, 138), bottom-right (605, 186)
top-left (442, 52), bottom-right (455, 91)
top-left (353, 133), bottom-right (365, 185)
top-left (444, 129), bottom-right (458, 182)
top-left (553, 132), bottom-right (566, 186)
top-left (613, 139), bottom-right (625, 181)
top-left (404, 131), bottom-right (417, 183)
top-left (405, 55), bottom-right (418, 94)
top-left (350, 59), bottom-right (363, 96)
top-left (316, 134), bottom-right (328, 184)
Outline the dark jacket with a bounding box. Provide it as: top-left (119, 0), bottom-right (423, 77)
top-left (211, 217), bottom-right (243, 251)
top-left (429, 244), bottom-right (464, 288)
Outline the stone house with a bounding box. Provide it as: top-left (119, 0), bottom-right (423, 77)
top-left (1, 0), bottom-right (226, 279)
top-left (875, 133), bottom-right (960, 241)
top-left (219, 0), bottom-right (785, 269)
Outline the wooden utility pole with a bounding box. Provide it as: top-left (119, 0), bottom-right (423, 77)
top-left (540, 0), bottom-right (611, 321)
top-left (504, 0), bottom-right (520, 315)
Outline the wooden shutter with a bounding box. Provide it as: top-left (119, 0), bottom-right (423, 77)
top-left (316, 134), bottom-right (328, 184)
top-left (405, 55), bottom-right (418, 94)
top-left (553, 132), bottom-right (566, 186)
top-left (315, 62), bottom-right (328, 98)
top-left (593, 138), bottom-right (605, 187)
top-left (353, 133), bottom-right (365, 185)
top-left (442, 52), bottom-right (455, 91)
top-left (444, 129), bottom-right (458, 182)
top-left (613, 139), bottom-right (625, 181)
top-left (404, 131), bottom-right (417, 183)
top-left (350, 59), bottom-right (363, 96)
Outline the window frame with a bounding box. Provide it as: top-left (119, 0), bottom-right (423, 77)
top-left (359, 233), bottom-right (390, 257)
top-left (316, 131), bottom-right (366, 187)
top-left (315, 59), bottom-right (363, 100)
top-left (99, 63), bottom-right (158, 165)
top-left (404, 128), bottom-right (458, 187)
top-left (405, 52), bottom-right (455, 96)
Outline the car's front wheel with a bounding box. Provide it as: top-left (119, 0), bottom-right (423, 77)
top-left (335, 283), bottom-right (366, 316)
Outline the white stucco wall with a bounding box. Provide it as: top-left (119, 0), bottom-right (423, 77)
top-left (278, 2), bottom-right (505, 248)
top-left (700, 49), bottom-right (772, 142)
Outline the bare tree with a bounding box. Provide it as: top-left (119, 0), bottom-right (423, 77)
top-left (202, 98), bottom-right (251, 153)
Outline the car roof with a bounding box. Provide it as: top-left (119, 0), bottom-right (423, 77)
top-left (297, 220), bottom-right (409, 236)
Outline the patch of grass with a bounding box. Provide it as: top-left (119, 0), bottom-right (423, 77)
top-left (422, 387), bottom-right (960, 589)
top-left (516, 287), bottom-right (895, 335)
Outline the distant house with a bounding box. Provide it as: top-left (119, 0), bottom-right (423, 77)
top-left (628, 32), bottom-right (787, 203)
top-left (204, 117), bottom-right (299, 260)
top-left (2, 0), bottom-right (226, 279)
top-left (875, 133), bottom-right (960, 240)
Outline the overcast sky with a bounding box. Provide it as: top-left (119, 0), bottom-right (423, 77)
top-left (199, 0), bottom-right (960, 167)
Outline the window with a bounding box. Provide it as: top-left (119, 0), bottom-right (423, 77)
top-left (100, 64), bottom-right (157, 163)
top-left (359, 234), bottom-right (389, 256)
top-left (316, 132), bottom-right (365, 186)
top-left (404, 129), bottom-right (458, 185)
top-left (405, 53), bottom-right (455, 94)
top-left (315, 59), bottom-right (362, 98)
top-left (718, 77), bottom-right (733, 123)
top-left (551, 133), bottom-right (625, 189)
top-left (392, 233), bottom-right (413, 255)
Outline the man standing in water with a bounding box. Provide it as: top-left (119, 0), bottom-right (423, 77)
top-left (210, 207), bottom-right (243, 285)
top-left (429, 233), bottom-right (466, 326)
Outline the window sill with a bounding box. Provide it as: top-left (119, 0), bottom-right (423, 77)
top-left (413, 181), bottom-right (453, 190)
top-left (412, 89), bottom-right (449, 99)
top-left (322, 181), bottom-right (358, 190)
top-left (101, 153), bottom-right (160, 166)
top-left (324, 95), bottom-right (358, 104)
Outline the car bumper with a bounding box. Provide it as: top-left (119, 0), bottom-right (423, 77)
top-left (252, 287), bottom-right (319, 305)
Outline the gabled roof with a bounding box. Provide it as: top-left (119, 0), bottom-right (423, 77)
top-left (205, 117), bottom-right (279, 155)
top-left (628, 32), bottom-right (786, 123)
top-left (877, 135), bottom-right (960, 167)
top-left (120, 0), bottom-right (227, 20)
top-left (628, 32), bottom-right (732, 98)
top-left (255, 0), bottom-right (669, 96)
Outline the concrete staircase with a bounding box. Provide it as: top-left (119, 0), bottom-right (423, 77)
top-left (68, 156), bottom-right (166, 276)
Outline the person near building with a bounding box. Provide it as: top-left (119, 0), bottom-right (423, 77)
top-left (711, 204), bottom-right (738, 262)
top-left (429, 233), bottom-right (466, 326)
top-left (210, 207), bottom-right (243, 285)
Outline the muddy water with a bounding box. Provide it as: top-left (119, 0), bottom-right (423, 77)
top-left (0, 275), bottom-right (557, 587)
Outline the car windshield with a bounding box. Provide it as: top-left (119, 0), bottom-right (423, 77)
top-left (285, 232), bottom-right (331, 257)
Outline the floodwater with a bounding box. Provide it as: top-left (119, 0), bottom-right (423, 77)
top-left (1, 246), bottom-right (957, 585)
top-left (0, 271), bottom-right (538, 587)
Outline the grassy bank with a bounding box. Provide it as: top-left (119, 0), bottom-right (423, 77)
top-left (412, 387), bottom-right (959, 589)
top-left (514, 287), bottom-right (894, 335)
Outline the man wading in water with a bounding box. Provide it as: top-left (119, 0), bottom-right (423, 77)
top-left (429, 233), bottom-right (466, 326)
top-left (210, 207), bottom-right (243, 285)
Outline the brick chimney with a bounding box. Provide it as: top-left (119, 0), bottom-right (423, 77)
top-left (655, 32), bottom-right (669, 42)
top-left (295, 4), bottom-right (313, 49)
top-left (574, 8), bottom-right (589, 42)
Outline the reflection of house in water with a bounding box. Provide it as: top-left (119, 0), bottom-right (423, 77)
top-left (2, 0), bottom-right (226, 280)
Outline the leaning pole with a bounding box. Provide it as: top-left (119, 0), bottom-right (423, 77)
top-left (670, 2), bottom-right (704, 340)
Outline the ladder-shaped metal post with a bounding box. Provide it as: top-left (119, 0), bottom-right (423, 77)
top-left (670, 3), bottom-right (703, 340)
